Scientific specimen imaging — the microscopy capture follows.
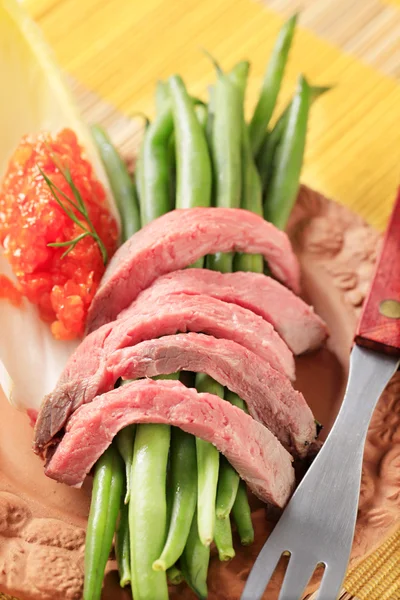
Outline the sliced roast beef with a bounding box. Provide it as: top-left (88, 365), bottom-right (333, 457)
top-left (86, 207), bottom-right (300, 332)
top-left (128, 269), bottom-right (327, 354)
top-left (44, 379), bottom-right (295, 508)
top-left (33, 294), bottom-right (295, 454)
top-left (108, 333), bottom-right (316, 456)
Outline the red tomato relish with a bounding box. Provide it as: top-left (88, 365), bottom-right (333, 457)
top-left (0, 129), bottom-right (118, 340)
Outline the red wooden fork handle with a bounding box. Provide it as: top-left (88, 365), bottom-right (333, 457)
top-left (355, 187), bottom-right (400, 356)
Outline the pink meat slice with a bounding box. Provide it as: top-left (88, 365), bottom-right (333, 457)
top-left (45, 379), bottom-right (296, 508)
top-left (33, 294), bottom-right (295, 454)
top-left (86, 207), bottom-right (300, 332)
top-left (128, 269), bottom-right (327, 354)
top-left (108, 333), bottom-right (316, 456)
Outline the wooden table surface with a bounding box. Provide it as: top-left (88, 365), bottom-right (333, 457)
top-left (10, 1), bottom-right (400, 599)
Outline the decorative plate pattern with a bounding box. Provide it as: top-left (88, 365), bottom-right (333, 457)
top-left (0, 187), bottom-right (398, 600)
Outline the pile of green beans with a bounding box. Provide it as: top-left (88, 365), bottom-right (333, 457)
top-left (84, 14), bottom-right (329, 600)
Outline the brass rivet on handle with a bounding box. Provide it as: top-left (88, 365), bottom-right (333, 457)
top-left (379, 299), bottom-right (400, 319)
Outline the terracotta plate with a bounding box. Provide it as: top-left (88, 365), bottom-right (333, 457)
top-left (0, 186), bottom-right (399, 600)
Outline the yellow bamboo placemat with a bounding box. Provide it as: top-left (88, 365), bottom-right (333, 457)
top-left (3, 0), bottom-right (400, 598)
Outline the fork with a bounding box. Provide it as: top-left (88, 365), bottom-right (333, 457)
top-left (241, 188), bottom-right (400, 600)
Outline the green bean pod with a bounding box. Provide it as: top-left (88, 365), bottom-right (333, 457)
top-left (228, 60), bottom-right (250, 98)
top-left (249, 14), bottom-right (297, 155)
top-left (214, 391), bottom-right (249, 524)
top-left (195, 103), bottom-right (208, 130)
top-left (181, 510), bottom-right (210, 600)
top-left (257, 84), bottom-right (331, 194)
top-left (129, 424), bottom-right (170, 600)
top-left (128, 83), bottom-right (176, 598)
top-left (237, 123), bottom-right (264, 273)
top-left (225, 389), bottom-right (248, 412)
top-left (135, 134), bottom-right (146, 210)
top-left (155, 80), bottom-right (170, 113)
top-left (91, 125), bottom-right (141, 241)
top-left (167, 565), bottom-right (184, 586)
top-left (115, 501), bottom-right (131, 588)
top-left (115, 424), bottom-right (135, 504)
top-left (206, 251), bottom-right (233, 273)
top-left (153, 428), bottom-right (197, 571)
top-left (214, 515), bottom-right (235, 561)
top-left (207, 71), bottom-right (243, 272)
top-left (206, 85), bottom-right (215, 149)
top-left (195, 373), bottom-right (223, 546)
top-left (169, 74), bottom-right (212, 208)
top-left (209, 62), bottom-right (251, 274)
top-left (264, 75), bottom-right (311, 229)
top-left (140, 107), bottom-right (174, 225)
top-left (83, 445), bottom-right (124, 600)
top-left (215, 457), bottom-right (240, 520)
top-left (211, 72), bottom-right (243, 209)
top-left (232, 481), bottom-right (254, 546)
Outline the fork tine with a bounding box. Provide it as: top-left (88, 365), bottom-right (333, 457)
top-left (241, 546), bottom-right (284, 600)
top-left (277, 556), bottom-right (316, 600)
top-left (315, 562), bottom-right (347, 600)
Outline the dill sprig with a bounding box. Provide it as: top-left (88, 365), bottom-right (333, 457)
top-left (39, 157), bottom-right (108, 264)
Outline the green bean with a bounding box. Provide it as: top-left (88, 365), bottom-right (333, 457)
top-left (211, 72), bottom-right (243, 208)
top-left (167, 565), bottom-right (184, 586)
top-left (264, 75), bottom-right (311, 229)
top-left (140, 107), bottom-right (174, 225)
top-left (83, 446), bottom-right (124, 600)
top-left (195, 103), bottom-right (208, 130)
top-left (166, 133), bottom-right (176, 212)
top-left (208, 71), bottom-right (243, 272)
top-left (225, 389), bottom-right (248, 412)
top-left (249, 14), bottom-right (297, 155)
top-left (215, 457), bottom-right (240, 519)
top-left (154, 428), bottom-right (197, 571)
top-left (206, 251), bottom-right (233, 273)
top-left (153, 372), bottom-right (180, 381)
top-left (115, 425), bottom-right (135, 504)
top-left (228, 60), bottom-right (250, 99)
top-left (220, 64), bottom-right (260, 524)
top-left (91, 125), bottom-right (141, 241)
top-left (202, 63), bottom-right (254, 551)
top-left (232, 481), bottom-right (254, 546)
top-left (214, 515), bottom-right (235, 561)
top-left (168, 75), bottom-right (220, 558)
top-left (169, 74), bottom-right (212, 208)
top-left (180, 510), bottom-right (210, 600)
top-left (195, 373), bottom-right (223, 546)
top-left (155, 82), bottom-right (177, 211)
top-left (158, 79), bottom-right (204, 115)
top-left (220, 56), bottom-right (262, 529)
top-left (128, 80), bottom-right (177, 598)
top-left (191, 103), bottom-right (208, 236)
top-left (115, 501), bottom-right (131, 588)
top-left (155, 80), bottom-right (170, 113)
top-left (237, 106), bottom-right (264, 273)
top-left (85, 127), bottom-right (139, 599)
top-left (129, 424), bottom-right (170, 600)
top-left (135, 134), bottom-right (146, 210)
top-left (206, 85), bottom-right (215, 149)
top-left (257, 84), bottom-right (331, 194)
top-left (214, 390), bottom-right (249, 523)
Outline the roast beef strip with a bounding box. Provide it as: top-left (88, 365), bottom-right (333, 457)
top-left (108, 333), bottom-right (316, 456)
top-left (86, 207), bottom-right (301, 333)
top-left (44, 378), bottom-right (296, 508)
top-left (128, 269), bottom-right (327, 355)
top-left (33, 294), bottom-right (295, 454)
